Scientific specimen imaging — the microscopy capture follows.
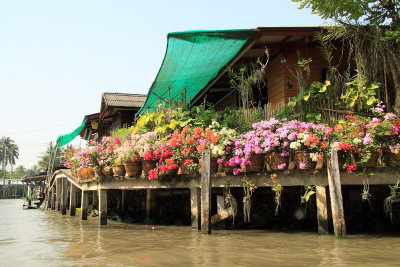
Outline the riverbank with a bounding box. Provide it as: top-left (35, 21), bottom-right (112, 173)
top-left (1, 199), bottom-right (400, 266)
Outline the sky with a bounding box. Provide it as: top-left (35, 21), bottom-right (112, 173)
top-left (0, 0), bottom-right (324, 169)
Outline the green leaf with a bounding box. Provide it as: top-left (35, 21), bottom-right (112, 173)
top-left (303, 94), bottom-right (311, 101)
top-left (305, 191), bottom-right (315, 202)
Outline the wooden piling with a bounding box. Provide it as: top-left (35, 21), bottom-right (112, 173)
top-left (121, 189), bottom-right (126, 213)
top-left (190, 186), bottom-right (201, 230)
top-left (99, 189), bottom-right (107, 225)
top-left (92, 190), bottom-right (98, 210)
top-left (201, 149), bottom-right (212, 234)
top-left (51, 187), bottom-right (56, 210)
top-left (316, 185), bottom-right (329, 235)
top-left (327, 147), bottom-right (346, 238)
top-left (69, 183), bottom-right (77, 216)
top-left (61, 178), bottom-right (67, 215)
top-left (81, 190), bottom-right (89, 220)
top-left (56, 179), bottom-right (61, 211)
top-left (146, 188), bottom-right (151, 224)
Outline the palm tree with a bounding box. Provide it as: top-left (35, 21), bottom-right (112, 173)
top-left (0, 137), bottom-right (19, 198)
top-left (37, 143), bottom-right (66, 171)
top-left (26, 165), bottom-right (39, 177)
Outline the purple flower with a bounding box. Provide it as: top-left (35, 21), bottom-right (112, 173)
top-left (299, 162), bottom-right (306, 170)
top-left (217, 158), bottom-right (223, 164)
top-left (363, 133), bottom-right (371, 145)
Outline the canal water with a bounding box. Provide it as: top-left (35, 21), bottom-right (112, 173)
top-left (1, 199), bottom-right (400, 266)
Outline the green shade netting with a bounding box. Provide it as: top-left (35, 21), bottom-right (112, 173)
top-left (138, 29), bottom-right (256, 114)
top-left (56, 119), bottom-right (87, 147)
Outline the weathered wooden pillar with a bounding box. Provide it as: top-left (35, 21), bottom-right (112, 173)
top-left (316, 185), bottom-right (329, 235)
top-left (99, 189), bottom-right (107, 225)
top-left (47, 187), bottom-right (52, 208)
top-left (92, 190), bottom-right (98, 210)
top-left (70, 183), bottom-right (77, 216)
top-left (56, 178), bottom-right (61, 211)
top-left (121, 189), bottom-right (126, 212)
top-left (61, 178), bottom-right (68, 215)
top-left (27, 183), bottom-right (32, 207)
top-left (51, 187), bottom-right (56, 210)
top-left (327, 147), bottom-right (346, 238)
top-left (201, 149), bottom-right (212, 234)
top-left (146, 188), bottom-right (152, 224)
top-left (190, 186), bottom-right (201, 230)
top-left (81, 190), bottom-right (89, 220)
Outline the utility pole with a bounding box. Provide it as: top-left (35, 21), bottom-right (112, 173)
top-left (2, 144), bottom-right (6, 198)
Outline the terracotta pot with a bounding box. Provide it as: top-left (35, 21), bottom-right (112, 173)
top-left (223, 165), bottom-right (236, 173)
top-left (77, 170), bottom-right (83, 179)
top-left (294, 152), bottom-right (316, 170)
top-left (199, 157), bottom-right (219, 174)
top-left (82, 168), bottom-right (90, 179)
top-left (179, 158), bottom-right (199, 175)
top-left (266, 152), bottom-right (289, 171)
top-left (244, 153), bottom-right (266, 172)
top-left (94, 168), bottom-right (104, 178)
top-left (101, 166), bottom-right (113, 177)
top-left (142, 160), bottom-right (157, 175)
top-left (124, 160), bottom-right (142, 176)
top-left (72, 170), bottom-right (77, 178)
top-left (87, 166), bottom-right (96, 178)
top-left (113, 165), bottom-right (126, 177)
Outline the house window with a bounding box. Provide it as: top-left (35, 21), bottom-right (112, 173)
top-left (114, 120), bottom-right (120, 131)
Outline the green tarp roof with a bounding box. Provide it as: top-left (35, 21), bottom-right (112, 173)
top-left (138, 29), bottom-right (256, 114)
top-left (56, 118), bottom-right (87, 147)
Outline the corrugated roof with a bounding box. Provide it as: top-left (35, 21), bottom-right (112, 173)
top-left (102, 93), bottom-right (146, 108)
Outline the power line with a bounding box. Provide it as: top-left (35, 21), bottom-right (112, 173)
top-left (0, 121), bottom-right (81, 135)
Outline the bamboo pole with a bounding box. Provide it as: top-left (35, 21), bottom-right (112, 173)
top-left (201, 149), bottom-right (212, 234)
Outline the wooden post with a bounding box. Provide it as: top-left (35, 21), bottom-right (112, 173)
top-left (47, 187), bottom-right (52, 208)
top-left (27, 183), bottom-right (32, 207)
top-left (121, 189), bottom-right (126, 213)
top-left (70, 183), bottom-right (77, 216)
top-left (61, 178), bottom-right (67, 215)
top-left (316, 185), bottom-right (329, 235)
top-left (81, 190), bottom-right (89, 220)
top-left (56, 179), bottom-right (61, 211)
top-left (327, 147), bottom-right (346, 238)
top-left (190, 186), bottom-right (201, 230)
top-left (51, 187), bottom-right (56, 210)
top-left (201, 149), bottom-right (212, 234)
top-left (146, 188), bottom-right (151, 224)
top-left (92, 190), bottom-right (98, 210)
top-left (99, 189), bottom-right (108, 225)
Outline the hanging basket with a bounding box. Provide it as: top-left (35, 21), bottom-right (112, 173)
top-left (244, 153), bottom-right (265, 172)
top-left (266, 152), bottom-right (289, 171)
top-left (142, 160), bottom-right (157, 175)
top-left (198, 157), bottom-right (219, 174)
top-left (87, 166), bottom-right (96, 178)
top-left (124, 160), bottom-right (142, 176)
top-left (101, 166), bottom-right (113, 177)
top-left (113, 165), bottom-right (126, 177)
top-left (179, 158), bottom-right (198, 175)
top-left (294, 152), bottom-right (316, 170)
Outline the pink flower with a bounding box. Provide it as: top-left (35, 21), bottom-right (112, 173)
top-left (233, 168), bottom-right (241, 175)
top-left (299, 162), bottom-right (306, 170)
top-left (363, 133), bottom-right (371, 145)
top-left (148, 169), bottom-right (158, 180)
top-left (114, 136), bottom-right (121, 146)
top-left (217, 158), bottom-right (223, 164)
top-left (277, 163), bottom-right (286, 170)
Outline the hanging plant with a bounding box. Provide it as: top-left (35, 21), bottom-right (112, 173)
top-left (271, 173), bottom-right (283, 216)
top-left (300, 185), bottom-right (316, 204)
top-left (224, 179), bottom-right (238, 228)
top-left (242, 176), bottom-right (255, 224)
top-left (384, 181), bottom-right (400, 222)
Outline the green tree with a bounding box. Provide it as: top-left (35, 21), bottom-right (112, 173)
top-left (13, 165), bottom-right (27, 179)
top-left (37, 143), bottom-right (68, 171)
top-left (0, 137), bottom-right (19, 166)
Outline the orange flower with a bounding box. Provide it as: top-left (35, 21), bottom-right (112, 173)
top-left (334, 125), bottom-right (343, 133)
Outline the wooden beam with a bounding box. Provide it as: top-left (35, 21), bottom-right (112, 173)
top-left (327, 147), bottom-right (346, 238)
top-left (316, 185), bottom-right (329, 235)
top-left (201, 149), bottom-right (212, 234)
top-left (81, 190), bottom-right (89, 220)
top-left (99, 189), bottom-right (107, 225)
top-left (121, 189), bottom-right (126, 213)
top-left (92, 190), bottom-right (98, 210)
top-left (61, 178), bottom-right (67, 215)
top-left (70, 183), bottom-right (77, 216)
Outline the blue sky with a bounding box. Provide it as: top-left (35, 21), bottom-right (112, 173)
top-left (0, 0), bottom-right (324, 169)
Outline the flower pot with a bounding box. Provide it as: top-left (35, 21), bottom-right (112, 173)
top-left (362, 151), bottom-right (379, 167)
top-left (113, 165), bottom-right (126, 177)
top-left (179, 158), bottom-right (198, 175)
top-left (77, 170), bottom-right (83, 179)
top-left (245, 153), bottom-right (265, 172)
top-left (124, 160), bottom-right (142, 176)
top-left (94, 168), bottom-right (104, 178)
top-left (72, 170), bottom-right (77, 178)
top-left (199, 157), bottom-right (219, 174)
top-left (101, 166), bottom-right (113, 177)
top-left (142, 160), bottom-right (157, 175)
top-left (87, 166), bottom-right (96, 178)
top-left (266, 152), bottom-right (289, 171)
top-left (294, 152), bottom-right (316, 170)
top-left (82, 168), bottom-right (90, 179)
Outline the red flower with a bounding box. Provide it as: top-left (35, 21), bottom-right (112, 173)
top-left (148, 169), bottom-right (158, 180)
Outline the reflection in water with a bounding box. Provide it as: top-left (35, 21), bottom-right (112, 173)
top-left (1, 199), bottom-right (400, 266)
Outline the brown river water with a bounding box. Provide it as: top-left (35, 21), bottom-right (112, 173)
top-left (1, 199), bottom-right (400, 267)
